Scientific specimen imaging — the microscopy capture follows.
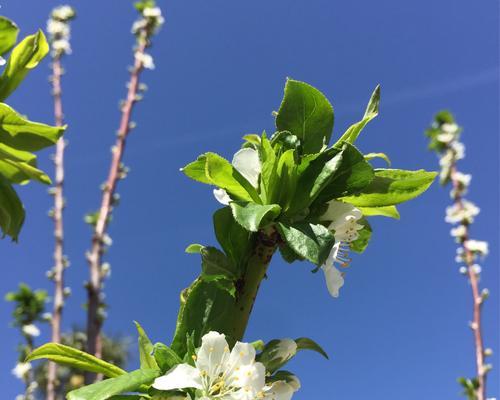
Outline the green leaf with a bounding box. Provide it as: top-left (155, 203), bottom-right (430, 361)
top-left (153, 343), bottom-right (182, 373)
top-left (335, 85), bottom-right (380, 145)
top-left (204, 152), bottom-right (261, 203)
top-left (0, 158), bottom-right (51, 185)
top-left (273, 149), bottom-right (297, 210)
top-left (0, 103), bottom-right (65, 151)
top-left (185, 243), bottom-right (204, 254)
top-left (287, 148), bottom-right (342, 215)
top-left (200, 246), bottom-right (238, 280)
top-left (242, 134), bottom-right (261, 146)
top-left (276, 222), bottom-right (334, 266)
top-left (314, 143), bottom-right (374, 203)
top-left (67, 369), bottom-right (160, 400)
top-left (278, 243), bottom-right (303, 264)
top-left (213, 207), bottom-right (251, 266)
top-left (364, 152), bottom-right (391, 166)
top-left (26, 343), bottom-right (126, 378)
top-left (341, 169), bottom-right (437, 207)
top-left (0, 30), bottom-right (49, 101)
top-left (134, 322), bottom-right (159, 370)
top-left (256, 339), bottom-right (297, 374)
top-left (294, 337), bottom-right (329, 359)
top-left (350, 218), bottom-right (372, 253)
top-left (181, 155), bottom-right (211, 184)
top-left (358, 205), bottom-right (400, 219)
top-left (0, 17), bottom-right (19, 56)
top-left (276, 79), bottom-right (334, 154)
top-left (171, 279), bottom-right (235, 357)
top-left (0, 176), bottom-right (24, 240)
top-left (230, 202), bottom-right (281, 232)
top-left (258, 134), bottom-right (277, 204)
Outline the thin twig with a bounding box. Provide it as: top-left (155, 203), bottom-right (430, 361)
top-left (47, 55), bottom-right (66, 400)
top-left (85, 32), bottom-right (148, 379)
top-left (450, 163), bottom-right (487, 400)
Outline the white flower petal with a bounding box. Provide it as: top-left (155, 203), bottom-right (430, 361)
top-left (231, 362), bottom-right (266, 394)
top-left (152, 363), bottom-right (202, 391)
top-left (232, 148), bottom-right (261, 188)
top-left (322, 264), bottom-right (344, 298)
top-left (213, 188), bottom-right (231, 205)
top-left (196, 331), bottom-right (230, 376)
top-left (263, 381), bottom-right (296, 400)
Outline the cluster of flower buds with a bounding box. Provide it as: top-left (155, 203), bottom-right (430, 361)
top-left (46, 5), bottom-right (76, 57)
top-left (131, 2), bottom-right (164, 70)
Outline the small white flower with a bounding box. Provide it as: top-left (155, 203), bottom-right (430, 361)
top-left (471, 264), bottom-right (482, 275)
top-left (451, 141), bottom-right (465, 160)
top-left (131, 19), bottom-right (148, 34)
top-left (459, 266), bottom-right (468, 275)
top-left (12, 362), bottom-right (31, 379)
top-left (213, 148), bottom-right (262, 205)
top-left (450, 225), bottom-right (467, 239)
top-left (322, 259), bottom-right (344, 298)
top-left (47, 20), bottom-right (69, 36)
top-left (153, 331), bottom-right (267, 400)
top-left (441, 123), bottom-right (459, 134)
top-left (0, 56), bottom-right (5, 66)
top-left (22, 324), bottom-right (40, 337)
top-left (445, 200), bottom-right (479, 224)
top-left (453, 171), bottom-right (471, 187)
top-left (52, 5), bottom-right (75, 21)
top-left (465, 240), bottom-right (489, 257)
top-left (436, 133), bottom-right (454, 143)
top-left (135, 52), bottom-right (155, 69)
top-left (143, 7), bottom-right (162, 18)
top-left (52, 39), bottom-right (72, 54)
top-left (263, 380), bottom-right (298, 400)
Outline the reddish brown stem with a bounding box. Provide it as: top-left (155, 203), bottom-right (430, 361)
top-left (47, 56), bottom-right (65, 400)
top-left (85, 35), bottom-right (148, 383)
top-left (450, 163), bottom-right (486, 400)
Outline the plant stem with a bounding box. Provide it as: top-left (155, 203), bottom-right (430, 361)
top-left (47, 55), bottom-right (65, 400)
top-left (85, 34), bottom-right (148, 383)
top-left (450, 163), bottom-right (486, 400)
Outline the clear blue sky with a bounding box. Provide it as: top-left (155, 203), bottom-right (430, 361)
top-left (1, 1), bottom-right (498, 399)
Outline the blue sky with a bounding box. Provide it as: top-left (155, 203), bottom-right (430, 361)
top-left (1, 0), bottom-right (498, 399)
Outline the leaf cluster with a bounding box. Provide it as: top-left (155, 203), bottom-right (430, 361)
top-left (0, 16), bottom-right (65, 240)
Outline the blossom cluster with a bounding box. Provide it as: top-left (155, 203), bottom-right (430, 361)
top-left (213, 146), bottom-right (363, 299)
top-left (153, 331), bottom-right (300, 400)
top-left (46, 5), bottom-right (76, 57)
top-left (132, 5), bottom-right (165, 70)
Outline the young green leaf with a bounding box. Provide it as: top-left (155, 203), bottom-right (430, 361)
top-left (0, 103), bottom-right (65, 151)
top-left (314, 143), bottom-right (374, 204)
top-left (0, 17), bottom-right (19, 55)
top-left (340, 169), bottom-right (437, 207)
top-left (0, 30), bottom-right (49, 101)
top-left (153, 342), bottom-right (182, 373)
top-left (349, 218), bottom-right (372, 253)
top-left (364, 152), bottom-right (391, 166)
top-left (276, 222), bottom-right (335, 266)
top-left (213, 207), bottom-right (251, 266)
top-left (276, 79), bottom-right (334, 154)
top-left (335, 85), bottom-right (380, 145)
top-left (26, 343), bottom-right (126, 378)
top-left (230, 202), bottom-right (281, 232)
top-left (134, 321), bottom-right (159, 370)
top-left (204, 152), bottom-right (261, 203)
top-left (180, 155), bottom-right (211, 184)
top-left (67, 368), bottom-right (160, 400)
top-left (0, 176), bottom-right (24, 240)
top-left (287, 148), bottom-right (343, 215)
top-left (294, 337), bottom-right (329, 359)
top-left (358, 205), bottom-right (400, 219)
top-left (185, 243), bottom-right (204, 254)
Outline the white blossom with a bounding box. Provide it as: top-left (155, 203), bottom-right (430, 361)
top-left (135, 52), bottom-right (155, 69)
top-left (262, 380), bottom-right (297, 400)
top-left (22, 324), bottom-right (40, 337)
top-left (471, 264), bottom-right (482, 275)
top-left (0, 56), bottom-right (6, 66)
top-left (441, 122), bottom-right (459, 134)
top-left (47, 20), bottom-right (69, 36)
top-left (12, 362), bottom-right (31, 379)
top-left (465, 240), bottom-right (489, 257)
top-left (436, 133), bottom-right (454, 144)
top-left (213, 148), bottom-right (261, 205)
top-left (52, 5), bottom-right (75, 21)
top-left (52, 39), bottom-right (72, 55)
top-left (453, 171), bottom-right (471, 187)
top-left (451, 141), bottom-right (465, 160)
top-left (143, 7), bottom-right (162, 18)
top-left (445, 200), bottom-right (479, 224)
top-left (450, 225), bottom-right (467, 239)
top-left (131, 19), bottom-right (148, 34)
top-left (319, 200), bottom-right (363, 298)
top-left (153, 331), bottom-right (274, 400)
